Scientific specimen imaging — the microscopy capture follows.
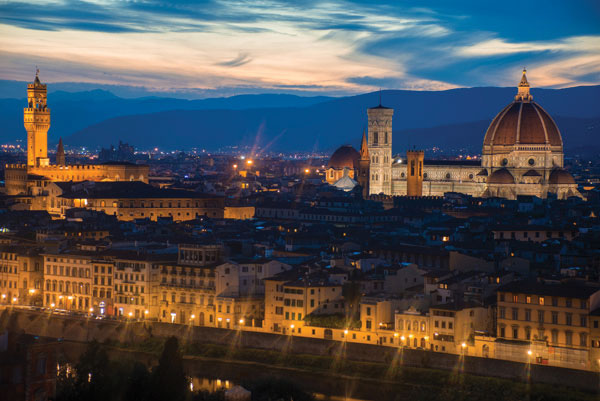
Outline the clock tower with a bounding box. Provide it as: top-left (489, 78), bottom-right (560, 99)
top-left (24, 70), bottom-right (50, 167)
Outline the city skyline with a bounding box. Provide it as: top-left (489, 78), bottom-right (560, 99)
top-left (1, 1), bottom-right (599, 98)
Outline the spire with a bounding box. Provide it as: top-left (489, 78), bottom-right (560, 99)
top-left (360, 129), bottom-right (369, 159)
top-left (56, 137), bottom-right (65, 166)
top-left (379, 88), bottom-right (382, 106)
top-left (515, 68), bottom-right (532, 102)
top-left (34, 66), bottom-right (41, 85)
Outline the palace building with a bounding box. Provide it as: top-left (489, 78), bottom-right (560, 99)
top-left (4, 72), bottom-right (149, 197)
top-left (328, 70), bottom-right (582, 200)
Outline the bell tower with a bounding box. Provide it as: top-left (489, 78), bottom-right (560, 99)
top-left (367, 95), bottom-right (393, 195)
top-left (406, 150), bottom-right (424, 197)
top-left (24, 69), bottom-right (50, 167)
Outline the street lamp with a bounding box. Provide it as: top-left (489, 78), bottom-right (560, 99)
top-left (239, 318), bottom-right (244, 325)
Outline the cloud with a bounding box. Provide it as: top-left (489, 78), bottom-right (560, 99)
top-left (0, 1), bottom-right (598, 96)
top-left (217, 53), bottom-right (252, 67)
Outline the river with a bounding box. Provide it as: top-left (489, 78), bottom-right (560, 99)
top-left (185, 358), bottom-right (412, 401)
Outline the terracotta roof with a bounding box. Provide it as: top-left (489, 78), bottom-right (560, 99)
top-left (488, 168), bottom-right (515, 184)
top-left (328, 145), bottom-right (359, 170)
top-left (523, 169), bottom-right (542, 177)
top-left (483, 102), bottom-right (562, 147)
top-left (548, 169), bottom-right (576, 185)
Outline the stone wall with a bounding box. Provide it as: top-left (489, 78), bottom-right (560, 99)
top-left (1, 308), bottom-right (596, 392)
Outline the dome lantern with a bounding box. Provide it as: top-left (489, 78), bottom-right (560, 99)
top-left (515, 68), bottom-right (532, 102)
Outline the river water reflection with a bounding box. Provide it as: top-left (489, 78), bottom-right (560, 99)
top-left (185, 359), bottom-right (408, 401)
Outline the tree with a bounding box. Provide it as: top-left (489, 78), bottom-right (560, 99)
top-left (125, 362), bottom-right (151, 401)
top-left (149, 336), bottom-right (189, 401)
top-left (73, 340), bottom-right (115, 401)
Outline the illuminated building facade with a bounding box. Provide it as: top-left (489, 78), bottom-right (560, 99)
top-left (4, 72), bottom-right (149, 197)
top-left (327, 70), bottom-right (581, 200)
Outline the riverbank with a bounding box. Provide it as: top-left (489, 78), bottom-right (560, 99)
top-left (2, 308), bottom-right (598, 399)
top-left (104, 337), bottom-right (597, 401)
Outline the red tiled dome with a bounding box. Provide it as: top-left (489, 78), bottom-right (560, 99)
top-left (328, 145), bottom-right (359, 170)
top-left (483, 102), bottom-right (563, 148)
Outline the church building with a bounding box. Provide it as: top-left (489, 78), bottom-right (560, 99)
top-left (327, 70), bottom-right (581, 200)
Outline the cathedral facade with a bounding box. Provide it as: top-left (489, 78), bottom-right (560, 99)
top-left (327, 70), bottom-right (581, 200)
top-left (4, 73), bottom-right (149, 196)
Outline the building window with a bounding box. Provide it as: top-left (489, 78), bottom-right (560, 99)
top-left (565, 331), bottom-right (572, 346)
top-left (512, 295), bottom-right (518, 303)
top-left (551, 330), bottom-right (558, 344)
top-left (580, 333), bottom-right (587, 347)
top-left (512, 308), bottom-right (518, 320)
top-left (512, 327), bottom-right (518, 339)
top-left (539, 297), bottom-right (544, 305)
top-left (552, 312), bottom-right (558, 324)
top-left (526, 296), bottom-right (531, 304)
top-left (524, 309), bottom-right (531, 321)
top-left (580, 315), bottom-right (587, 327)
top-left (566, 313), bottom-right (572, 326)
top-left (538, 310), bottom-right (544, 324)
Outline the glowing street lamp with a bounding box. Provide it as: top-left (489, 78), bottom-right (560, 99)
top-left (527, 350), bottom-right (533, 356)
top-left (239, 318), bottom-right (245, 325)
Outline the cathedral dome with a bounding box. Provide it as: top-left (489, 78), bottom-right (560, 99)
top-left (483, 70), bottom-right (562, 149)
top-left (488, 168), bottom-right (515, 184)
top-left (549, 169), bottom-right (575, 185)
top-left (328, 145), bottom-right (359, 170)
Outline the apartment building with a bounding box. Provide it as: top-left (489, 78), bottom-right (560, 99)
top-left (91, 259), bottom-right (115, 316)
top-left (264, 270), bottom-right (344, 335)
top-left (112, 253), bottom-right (174, 319)
top-left (43, 252), bottom-right (93, 311)
top-left (0, 249), bottom-right (20, 305)
top-left (394, 306), bottom-right (430, 349)
top-left (429, 302), bottom-right (488, 354)
top-left (496, 280), bottom-right (600, 370)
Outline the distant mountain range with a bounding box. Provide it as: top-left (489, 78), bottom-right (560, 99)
top-left (0, 81), bottom-right (598, 155)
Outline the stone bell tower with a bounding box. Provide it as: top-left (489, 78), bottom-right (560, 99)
top-left (24, 69), bottom-right (50, 167)
top-left (367, 95), bottom-right (393, 195)
top-left (406, 150), bottom-right (424, 197)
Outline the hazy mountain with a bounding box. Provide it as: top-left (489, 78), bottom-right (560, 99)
top-left (0, 89), bottom-right (333, 144)
top-left (62, 86), bottom-right (600, 153)
top-left (394, 117), bottom-right (600, 156)
top-left (1, 83), bottom-right (598, 153)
